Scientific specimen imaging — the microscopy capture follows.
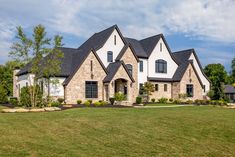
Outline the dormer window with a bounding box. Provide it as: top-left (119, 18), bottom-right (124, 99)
top-left (155, 59), bottom-right (167, 73)
top-left (107, 51), bottom-right (113, 62)
top-left (114, 35), bottom-right (116, 45)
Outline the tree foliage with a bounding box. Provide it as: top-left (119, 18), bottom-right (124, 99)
top-left (143, 82), bottom-right (155, 102)
top-left (204, 63), bottom-right (227, 100)
top-left (9, 24), bottom-right (64, 107)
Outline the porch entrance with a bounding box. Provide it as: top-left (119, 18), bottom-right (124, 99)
top-left (114, 78), bottom-right (128, 96)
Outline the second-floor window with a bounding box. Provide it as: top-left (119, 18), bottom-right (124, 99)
top-left (126, 64), bottom-right (133, 76)
top-left (107, 51), bottom-right (113, 62)
top-left (155, 59), bottom-right (167, 73)
top-left (160, 43), bottom-right (162, 52)
top-left (139, 61), bottom-right (143, 72)
top-left (114, 35), bottom-right (116, 45)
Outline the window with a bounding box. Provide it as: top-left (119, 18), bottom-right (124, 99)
top-left (164, 84), bottom-right (167, 92)
top-left (126, 64), bottom-right (133, 76)
top-left (155, 84), bottom-right (159, 91)
top-left (114, 35), bottom-right (116, 45)
top-left (85, 81), bottom-right (98, 98)
top-left (203, 85), bottom-right (206, 93)
top-left (155, 59), bottom-right (167, 73)
top-left (139, 83), bottom-right (144, 95)
top-left (160, 43), bottom-right (162, 52)
top-left (26, 82), bottom-right (28, 87)
top-left (107, 51), bottom-right (113, 62)
top-left (186, 84), bottom-right (194, 97)
top-left (139, 61), bottom-right (143, 72)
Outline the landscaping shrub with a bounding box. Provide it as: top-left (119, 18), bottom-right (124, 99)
top-left (9, 97), bottom-right (18, 106)
top-left (151, 98), bottom-right (156, 103)
top-left (173, 99), bottom-right (182, 104)
top-left (136, 96), bottom-right (142, 104)
top-left (57, 98), bottom-right (64, 104)
top-left (99, 100), bottom-right (108, 106)
top-left (20, 87), bottom-right (31, 107)
top-left (186, 100), bottom-right (194, 104)
top-left (77, 100), bottom-right (82, 104)
top-left (109, 97), bottom-right (115, 105)
top-left (88, 100), bottom-right (92, 104)
top-left (84, 100), bottom-right (91, 106)
top-left (51, 101), bottom-right (61, 107)
top-left (94, 101), bottom-right (101, 107)
top-left (169, 98), bottom-right (173, 103)
top-left (114, 92), bottom-right (126, 101)
top-left (0, 84), bottom-right (8, 104)
top-left (158, 97), bottom-right (168, 103)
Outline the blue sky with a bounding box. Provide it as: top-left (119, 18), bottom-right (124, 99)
top-left (0, 0), bottom-right (234, 72)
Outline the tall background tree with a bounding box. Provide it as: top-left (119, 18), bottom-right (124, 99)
top-left (9, 25), bottom-right (63, 107)
top-left (204, 63), bottom-right (227, 100)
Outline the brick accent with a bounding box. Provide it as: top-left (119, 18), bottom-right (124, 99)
top-left (65, 51), bottom-right (106, 104)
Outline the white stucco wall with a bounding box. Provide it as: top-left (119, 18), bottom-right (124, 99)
top-left (17, 74), bottom-right (35, 89)
top-left (49, 77), bottom-right (66, 97)
top-left (138, 58), bottom-right (148, 86)
top-left (148, 38), bottom-right (178, 78)
top-left (96, 29), bottom-right (125, 67)
top-left (189, 53), bottom-right (210, 95)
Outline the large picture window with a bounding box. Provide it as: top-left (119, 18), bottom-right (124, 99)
top-left (186, 84), bottom-right (194, 97)
top-left (155, 59), bottom-right (167, 73)
top-left (85, 81), bottom-right (98, 98)
top-left (107, 51), bottom-right (113, 62)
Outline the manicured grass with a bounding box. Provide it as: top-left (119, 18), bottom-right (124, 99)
top-left (0, 106), bottom-right (235, 157)
top-left (0, 105), bottom-right (8, 110)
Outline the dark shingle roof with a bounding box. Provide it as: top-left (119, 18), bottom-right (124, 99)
top-left (139, 34), bottom-right (162, 56)
top-left (124, 38), bottom-right (148, 58)
top-left (224, 85), bottom-right (235, 94)
top-left (103, 61), bottom-right (135, 83)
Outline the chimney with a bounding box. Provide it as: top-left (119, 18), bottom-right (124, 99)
top-left (13, 69), bottom-right (20, 98)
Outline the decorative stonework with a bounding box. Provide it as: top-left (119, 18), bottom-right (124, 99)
top-left (65, 51), bottom-right (107, 104)
top-left (150, 82), bottom-right (172, 100)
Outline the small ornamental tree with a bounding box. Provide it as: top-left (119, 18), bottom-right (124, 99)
top-left (9, 25), bottom-right (64, 107)
top-left (143, 82), bottom-right (154, 102)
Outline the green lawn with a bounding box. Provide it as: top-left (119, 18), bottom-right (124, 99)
top-left (145, 103), bottom-right (186, 106)
top-left (0, 106), bottom-right (235, 157)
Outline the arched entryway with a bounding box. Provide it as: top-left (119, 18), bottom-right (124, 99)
top-left (114, 78), bottom-right (128, 98)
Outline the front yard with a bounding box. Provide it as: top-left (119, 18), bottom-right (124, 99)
top-left (0, 106), bottom-right (234, 157)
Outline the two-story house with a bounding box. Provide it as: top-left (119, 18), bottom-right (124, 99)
top-left (13, 25), bottom-right (210, 105)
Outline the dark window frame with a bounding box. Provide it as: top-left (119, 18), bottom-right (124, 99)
top-left (107, 51), bottom-right (113, 62)
top-left (139, 61), bottom-right (143, 72)
top-left (164, 84), bottom-right (167, 92)
top-left (139, 83), bottom-right (144, 95)
top-left (85, 81), bottom-right (98, 98)
top-left (160, 43), bottom-right (162, 52)
top-left (155, 59), bottom-right (167, 73)
top-left (155, 84), bottom-right (159, 91)
top-left (126, 64), bottom-right (133, 76)
top-left (186, 84), bottom-right (194, 97)
top-left (114, 35), bottom-right (116, 45)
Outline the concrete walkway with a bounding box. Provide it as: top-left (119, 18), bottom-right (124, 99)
top-left (134, 105), bottom-right (194, 108)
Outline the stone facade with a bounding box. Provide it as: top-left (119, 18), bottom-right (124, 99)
top-left (119, 47), bottom-right (139, 103)
top-left (65, 51), bottom-right (107, 104)
top-left (171, 63), bottom-right (203, 100)
top-left (150, 82), bottom-right (172, 100)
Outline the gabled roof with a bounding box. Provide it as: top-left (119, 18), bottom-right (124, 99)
top-left (124, 38), bottom-right (148, 58)
top-left (63, 48), bottom-right (107, 86)
top-left (172, 49), bottom-right (211, 83)
top-left (17, 47), bottom-right (78, 77)
top-left (103, 61), bottom-right (135, 83)
top-left (224, 85), bottom-right (235, 94)
top-left (115, 43), bottom-right (139, 62)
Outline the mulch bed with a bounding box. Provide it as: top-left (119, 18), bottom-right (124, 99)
top-left (60, 104), bottom-right (133, 110)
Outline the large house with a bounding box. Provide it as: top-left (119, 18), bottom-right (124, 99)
top-left (13, 25), bottom-right (210, 105)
